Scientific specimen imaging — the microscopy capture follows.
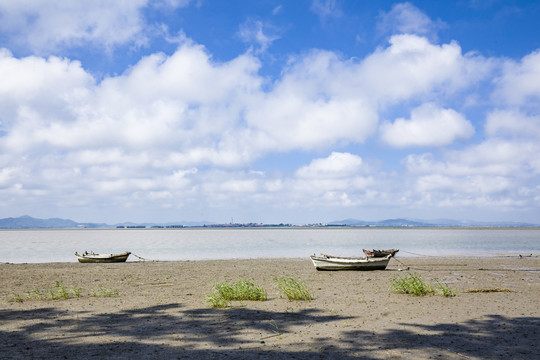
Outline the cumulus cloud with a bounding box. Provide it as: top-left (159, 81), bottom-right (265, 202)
top-left (403, 133), bottom-right (540, 213)
top-left (291, 152), bottom-right (374, 208)
top-left (380, 103), bottom-right (474, 147)
top-left (349, 34), bottom-right (492, 107)
top-left (0, 0), bottom-right (190, 54)
top-left (485, 109), bottom-right (540, 139)
top-left (377, 2), bottom-right (445, 40)
top-left (296, 152), bottom-right (363, 178)
top-left (493, 50), bottom-right (540, 108)
top-left (246, 34), bottom-right (489, 151)
top-left (0, 31), bottom-right (496, 220)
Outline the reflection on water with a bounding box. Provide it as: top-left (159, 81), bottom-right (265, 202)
top-left (1, 228), bottom-right (539, 263)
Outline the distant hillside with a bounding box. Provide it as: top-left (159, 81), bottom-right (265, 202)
top-left (0, 215), bottom-right (211, 229)
top-left (328, 218), bottom-right (539, 228)
top-left (0, 216), bottom-right (108, 229)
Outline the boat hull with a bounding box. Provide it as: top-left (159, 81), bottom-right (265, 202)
top-left (310, 254), bottom-right (391, 271)
top-left (75, 252), bottom-right (131, 263)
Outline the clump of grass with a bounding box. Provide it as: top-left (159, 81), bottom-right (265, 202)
top-left (464, 288), bottom-right (512, 293)
top-left (434, 280), bottom-right (456, 297)
top-left (389, 273), bottom-right (435, 296)
top-left (206, 293), bottom-right (231, 308)
top-left (92, 285), bottom-right (119, 297)
top-left (31, 289), bottom-right (44, 300)
top-left (206, 279), bottom-right (267, 308)
top-left (54, 281), bottom-right (69, 299)
top-left (7, 282), bottom-right (85, 303)
top-left (8, 293), bottom-right (24, 303)
top-left (273, 276), bottom-right (312, 301)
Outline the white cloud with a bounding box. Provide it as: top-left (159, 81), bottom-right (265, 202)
top-left (237, 18), bottom-right (280, 53)
top-left (296, 152), bottom-right (363, 178)
top-left (244, 35), bottom-right (489, 152)
top-left (358, 35), bottom-right (491, 103)
top-left (0, 41), bottom-right (263, 165)
top-left (0, 0), bottom-right (148, 53)
top-left (485, 109), bottom-right (540, 139)
top-left (380, 103), bottom-right (474, 147)
top-left (244, 49), bottom-right (379, 151)
top-left (493, 50), bottom-right (540, 107)
top-left (377, 2), bottom-right (445, 40)
top-left (407, 137), bottom-right (540, 178)
top-left (0, 0), bottom-right (191, 54)
top-left (403, 132), bottom-right (540, 213)
top-left (310, 0), bottom-right (342, 20)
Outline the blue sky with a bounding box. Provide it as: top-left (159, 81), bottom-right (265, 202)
top-left (1, 0), bottom-right (539, 224)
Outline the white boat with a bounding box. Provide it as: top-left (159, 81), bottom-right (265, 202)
top-left (310, 253), bottom-right (392, 270)
top-left (75, 251), bottom-right (131, 263)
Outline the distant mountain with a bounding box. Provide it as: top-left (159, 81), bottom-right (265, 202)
top-left (0, 215), bottom-right (78, 229)
top-left (328, 218), bottom-right (539, 228)
top-left (0, 215), bottom-right (108, 229)
top-left (0, 215), bottom-right (213, 229)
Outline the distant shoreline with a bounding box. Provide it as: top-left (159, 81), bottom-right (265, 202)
top-left (2, 226), bottom-right (540, 230)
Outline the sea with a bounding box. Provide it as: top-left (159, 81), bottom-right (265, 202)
top-left (1, 228), bottom-right (539, 264)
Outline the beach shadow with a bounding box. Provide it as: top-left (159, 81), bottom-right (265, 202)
top-left (340, 314), bottom-right (539, 359)
top-left (1, 305), bottom-right (538, 359)
top-left (0, 303), bottom-right (357, 359)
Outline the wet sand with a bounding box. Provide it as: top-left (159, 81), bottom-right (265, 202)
top-left (1, 256), bottom-right (538, 359)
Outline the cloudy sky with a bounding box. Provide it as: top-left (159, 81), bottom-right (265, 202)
top-left (1, 0), bottom-right (539, 224)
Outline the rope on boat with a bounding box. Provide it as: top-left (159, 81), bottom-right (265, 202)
top-left (131, 253), bottom-right (156, 262)
top-left (399, 250), bottom-right (439, 257)
top-left (389, 256), bottom-right (410, 271)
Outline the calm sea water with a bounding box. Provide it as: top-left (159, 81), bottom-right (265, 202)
top-left (1, 228), bottom-right (539, 263)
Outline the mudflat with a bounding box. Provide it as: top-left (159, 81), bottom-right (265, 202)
top-left (1, 256), bottom-right (538, 359)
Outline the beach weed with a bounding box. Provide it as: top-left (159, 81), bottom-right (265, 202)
top-left (8, 293), bottom-right (24, 303)
top-left (32, 289), bottom-right (44, 300)
top-left (206, 293), bottom-right (231, 308)
top-left (48, 288), bottom-right (57, 300)
top-left (6, 283), bottom-right (92, 303)
top-left (273, 276), bottom-right (313, 301)
top-left (389, 273), bottom-right (435, 296)
top-left (206, 279), bottom-right (267, 307)
top-left (55, 283), bottom-right (69, 299)
top-left (92, 285), bottom-right (119, 297)
top-left (221, 279), bottom-right (267, 301)
top-left (434, 279), bottom-right (456, 297)
top-left (269, 319), bottom-right (281, 335)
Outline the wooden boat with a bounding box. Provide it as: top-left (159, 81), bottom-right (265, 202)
top-left (75, 251), bottom-right (131, 263)
top-left (363, 248), bottom-right (399, 258)
top-left (310, 253), bottom-right (392, 271)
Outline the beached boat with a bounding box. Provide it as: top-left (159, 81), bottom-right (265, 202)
top-left (75, 251), bottom-right (131, 263)
top-left (310, 253), bottom-right (392, 270)
top-left (363, 248), bottom-right (399, 258)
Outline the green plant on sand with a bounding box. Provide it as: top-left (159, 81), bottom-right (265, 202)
top-left (206, 279), bottom-right (267, 308)
top-left (273, 276), bottom-right (313, 301)
top-left (434, 279), bottom-right (456, 297)
top-left (92, 285), bottom-right (119, 297)
top-left (389, 273), bottom-right (435, 296)
top-left (390, 273), bottom-right (458, 297)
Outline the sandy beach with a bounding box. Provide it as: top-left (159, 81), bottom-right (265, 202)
top-left (1, 256), bottom-right (538, 359)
